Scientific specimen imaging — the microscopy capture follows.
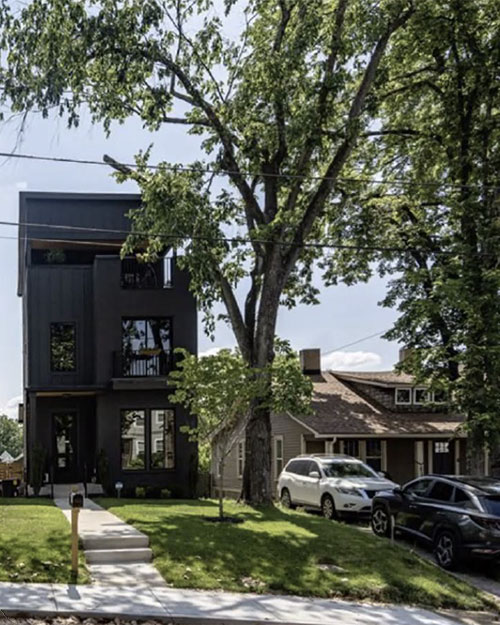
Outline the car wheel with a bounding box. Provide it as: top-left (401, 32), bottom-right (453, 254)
top-left (371, 505), bottom-right (391, 538)
top-left (280, 488), bottom-right (296, 510)
top-left (434, 530), bottom-right (460, 570)
top-left (321, 494), bottom-right (336, 520)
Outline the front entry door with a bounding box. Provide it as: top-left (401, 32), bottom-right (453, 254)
top-left (433, 441), bottom-right (454, 474)
top-left (53, 412), bottom-right (77, 482)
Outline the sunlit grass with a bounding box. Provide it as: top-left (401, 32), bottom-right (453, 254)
top-left (0, 499), bottom-right (89, 583)
top-left (98, 498), bottom-right (489, 610)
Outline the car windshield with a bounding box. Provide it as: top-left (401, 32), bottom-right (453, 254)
top-left (481, 497), bottom-right (500, 516)
top-left (321, 461), bottom-right (378, 479)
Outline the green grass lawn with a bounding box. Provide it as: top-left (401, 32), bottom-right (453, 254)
top-left (0, 499), bottom-right (89, 583)
top-left (98, 498), bottom-right (491, 610)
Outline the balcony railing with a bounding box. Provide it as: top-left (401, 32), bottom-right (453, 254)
top-left (113, 350), bottom-right (172, 377)
top-left (121, 257), bottom-right (173, 289)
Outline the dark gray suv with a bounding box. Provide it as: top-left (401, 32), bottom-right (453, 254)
top-left (371, 475), bottom-right (500, 569)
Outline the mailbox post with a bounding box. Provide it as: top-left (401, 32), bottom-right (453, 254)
top-left (70, 491), bottom-right (84, 576)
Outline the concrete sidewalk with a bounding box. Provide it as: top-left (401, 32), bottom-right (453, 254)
top-left (0, 582), bottom-right (464, 625)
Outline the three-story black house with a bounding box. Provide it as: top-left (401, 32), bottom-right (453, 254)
top-left (18, 192), bottom-right (197, 496)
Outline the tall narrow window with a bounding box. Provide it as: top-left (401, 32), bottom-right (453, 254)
top-left (50, 323), bottom-right (76, 372)
top-left (343, 439), bottom-right (359, 458)
top-left (121, 410), bottom-right (146, 470)
top-left (237, 440), bottom-right (245, 478)
top-left (151, 409), bottom-right (175, 469)
top-left (121, 318), bottom-right (172, 376)
top-left (274, 436), bottom-right (284, 476)
top-left (366, 439), bottom-right (382, 472)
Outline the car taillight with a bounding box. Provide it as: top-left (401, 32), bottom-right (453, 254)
top-left (471, 516), bottom-right (500, 531)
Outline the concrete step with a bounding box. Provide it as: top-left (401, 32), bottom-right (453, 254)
top-left (84, 547), bottom-right (153, 564)
top-left (82, 534), bottom-right (149, 551)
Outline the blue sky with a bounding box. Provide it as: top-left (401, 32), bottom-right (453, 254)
top-left (0, 107), bottom-right (401, 418)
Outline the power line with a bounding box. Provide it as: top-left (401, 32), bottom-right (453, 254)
top-left (4, 217), bottom-right (484, 257)
top-left (0, 149), bottom-right (499, 191)
top-left (324, 330), bottom-right (389, 354)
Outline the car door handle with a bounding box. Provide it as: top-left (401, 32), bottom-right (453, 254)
top-left (409, 504), bottom-right (418, 510)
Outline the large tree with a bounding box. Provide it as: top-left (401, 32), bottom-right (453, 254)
top-left (0, 0), bottom-right (414, 502)
top-left (336, 0), bottom-right (500, 462)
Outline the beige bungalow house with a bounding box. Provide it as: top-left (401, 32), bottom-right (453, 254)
top-left (213, 349), bottom-right (490, 498)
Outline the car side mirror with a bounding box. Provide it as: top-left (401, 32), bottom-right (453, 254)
top-left (309, 471), bottom-right (320, 479)
top-left (393, 486), bottom-right (404, 497)
top-left (378, 471), bottom-right (386, 478)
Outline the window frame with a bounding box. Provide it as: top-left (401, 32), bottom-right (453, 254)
top-left (274, 435), bottom-right (284, 478)
top-left (426, 479), bottom-right (455, 503)
top-left (50, 321), bottom-right (77, 373)
top-left (150, 408), bottom-right (176, 470)
top-left (120, 407), bottom-right (176, 472)
top-left (237, 440), bottom-right (245, 479)
top-left (395, 387), bottom-right (412, 405)
top-left (413, 387), bottom-right (430, 405)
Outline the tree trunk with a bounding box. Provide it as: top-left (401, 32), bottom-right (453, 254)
top-left (242, 400), bottom-right (272, 504)
top-left (466, 442), bottom-right (485, 476)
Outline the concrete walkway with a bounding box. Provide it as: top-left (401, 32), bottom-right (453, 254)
top-left (0, 582), bottom-right (465, 624)
top-left (54, 496), bottom-right (164, 585)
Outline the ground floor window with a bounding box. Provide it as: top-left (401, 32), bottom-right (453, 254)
top-left (237, 440), bottom-right (245, 478)
top-left (366, 439), bottom-right (382, 472)
top-left (274, 436), bottom-right (284, 477)
top-left (121, 408), bottom-right (175, 471)
top-left (343, 439), bottom-right (359, 458)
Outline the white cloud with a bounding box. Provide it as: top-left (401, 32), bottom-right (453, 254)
top-left (198, 346), bottom-right (233, 358)
top-left (321, 351), bottom-right (382, 371)
top-left (1, 395), bottom-right (23, 420)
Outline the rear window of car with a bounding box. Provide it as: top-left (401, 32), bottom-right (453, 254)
top-left (481, 497), bottom-right (500, 516)
top-left (427, 481), bottom-right (454, 502)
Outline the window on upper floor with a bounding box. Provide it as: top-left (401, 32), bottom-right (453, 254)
top-left (413, 387), bottom-right (431, 405)
top-left (395, 387), bottom-right (412, 405)
top-left (121, 256), bottom-right (173, 289)
top-left (50, 322), bottom-right (76, 372)
top-left (120, 318), bottom-right (172, 377)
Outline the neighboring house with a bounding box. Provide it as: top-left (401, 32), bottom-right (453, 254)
top-left (18, 192), bottom-right (197, 496)
top-left (214, 349), bottom-right (489, 497)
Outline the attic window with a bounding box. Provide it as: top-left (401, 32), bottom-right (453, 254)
top-left (413, 388), bottom-right (429, 405)
top-left (395, 388), bottom-right (411, 405)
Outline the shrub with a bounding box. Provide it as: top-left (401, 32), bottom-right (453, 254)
top-left (135, 486), bottom-right (146, 498)
top-left (160, 488), bottom-right (171, 499)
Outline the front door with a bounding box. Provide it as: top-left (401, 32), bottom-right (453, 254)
top-left (433, 441), bottom-right (454, 474)
top-left (53, 412), bottom-right (77, 482)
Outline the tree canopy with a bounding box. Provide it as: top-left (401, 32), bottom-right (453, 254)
top-left (0, 414), bottom-right (23, 458)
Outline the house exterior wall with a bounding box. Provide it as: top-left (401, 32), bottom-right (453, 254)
top-left (20, 192), bottom-right (198, 495)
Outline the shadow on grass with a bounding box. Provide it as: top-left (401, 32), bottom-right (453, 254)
top-left (100, 499), bottom-right (488, 610)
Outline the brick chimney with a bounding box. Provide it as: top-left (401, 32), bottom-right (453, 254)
top-left (300, 348), bottom-right (321, 375)
top-left (399, 346), bottom-right (413, 363)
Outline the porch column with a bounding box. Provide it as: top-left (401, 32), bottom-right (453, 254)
top-left (427, 441), bottom-right (434, 474)
top-left (381, 440), bottom-right (388, 472)
top-left (414, 441), bottom-right (424, 477)
top-left (454, 439), bottom-right (460, 475)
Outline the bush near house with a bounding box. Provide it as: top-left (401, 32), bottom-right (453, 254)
top-left (98, 498), bottom-right (490, 611)
top-left (0, 500), bottom-right (88, 583)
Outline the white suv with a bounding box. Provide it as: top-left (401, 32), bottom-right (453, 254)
top-left (277, 454), bottom-right (398, 519)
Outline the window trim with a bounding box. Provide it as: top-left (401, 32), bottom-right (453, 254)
top-left (150, 408), bottom-right (176, 471)
top-left (395, 387), bottom-right (412, 405)
top-left (50, 321), bottom-right (77, 373)
top-left (413, 387), bottom-right (429, 405)
top-left (120, 407), bottom-right (176, 472)
top-left (274, 435), bottom-right (284, 478)
top-left (237, 440), bottom-right (245, 479)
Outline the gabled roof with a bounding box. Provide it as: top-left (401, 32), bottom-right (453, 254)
top-left (289, 372), bottom-right (463, 437)
top-left (332, 370), bottom-right (415, 387)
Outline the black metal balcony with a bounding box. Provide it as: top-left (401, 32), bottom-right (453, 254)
top-left (113, 350), bottom-right (172, 377)
top-left (121, 257), bottom-right (173, 289)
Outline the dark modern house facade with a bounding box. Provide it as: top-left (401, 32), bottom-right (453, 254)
top-left (18, 192), bottom-right (197, 496)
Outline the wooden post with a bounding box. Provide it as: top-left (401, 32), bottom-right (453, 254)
top-left (71, 507), bottom-right (80, 576)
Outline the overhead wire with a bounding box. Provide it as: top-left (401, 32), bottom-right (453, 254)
top-left (0, 150), bottom-right (499, 191)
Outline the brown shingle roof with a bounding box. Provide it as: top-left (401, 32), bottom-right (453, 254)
top-left (332, 370), bottom-right (415, 386)
top-left (291, 372), bottom-right (463, 436)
